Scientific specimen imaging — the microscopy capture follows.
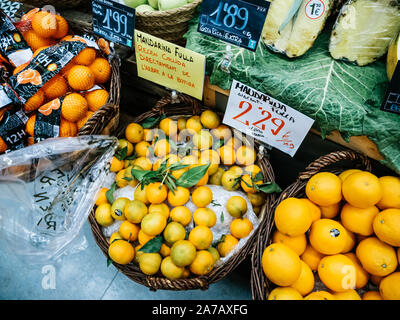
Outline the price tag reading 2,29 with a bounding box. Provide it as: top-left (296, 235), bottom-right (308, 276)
top-left (223, 80), bottom-right (315, 157)
top-left (198, 0), bottom-right (270, 51)
top-left (92, 0), bottom-right (135, 48)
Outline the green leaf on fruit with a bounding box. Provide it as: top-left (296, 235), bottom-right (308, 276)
top-left (176, 163), bottom-right (210, 188)
top-left (105, 182), bottom-right (117, 204)
top-left (138, 235), bottom-right (163, 253)
top-left (256, 182), bottom-right (282, 194)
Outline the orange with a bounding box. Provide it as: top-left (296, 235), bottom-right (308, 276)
top-left (89, 57), bottom-right (111, 84)
top-left (60, 62), bottom-right (76, 78)
top-left (373, 208), bottom-right (400, 246)
top-left (108, 240), bottom-right (135, 265)
top-left (61, 93), bottom-right (88, 122)
top-left (189, 250), bottom-right (215, 276)
top-left (133, 157), bottom-right (152, 171)
top-left (160, 256), bottom-right (184, 279)
top-left (272, 230), bottom-right (307, 256)
top-left (95, 187), bottom-right (109, 206)
top-left (344, 252), bottom-right (369, 289)
top-left (76, 111), bottom-right (94, 130)
top-left (188, 225), bottom-right (213, 250)
top-left (356, 237), bottom-right (398, 276)
top-left (304, 291), bottom-right (334, 300)
top-left (200, 110), bottom-right (220, 129)
top-left (23, 30), bottom-right (54, 51)
top-left (268, 287), bottom-right (303, 300)
top-left (73, 47), bottom-right (97, 66)
top-left (318, 254), bottom-right (356, 292)
top-left (193, 208), bottom-right (217, 228)
top-left (138, 252), bottom-right (162, 275)
top-left (163, 222), bottom-right (186, 246)
top-left (185, 115), bottom-right (203, 132)
top-left (217, 234), bottom-right (239, 257)
top-left (125, 123), bottom-right (144, 144)
top-left (109, 232), bottom-right (123, 244)
top-left (218, 145), bottom-right (236, 165)
top-left (341, 228), bottom-right (356, 253)
top-left (59, 118), bottom-right (78, 137)
top-left (25, 114), bottom-right (36, 137)
top-left (240, 174), bottom-right (261, 194)
top-left (274, 197), bottom-right (312, 237)
top-left (167, 186), bottom-right (190, 207)
top-left (194, 166), bottom-right (209, 186)
top-left (153, 139), bottom-right (171, 157)
top-left (95, 203), bottom-right (113, 227)
top-left (24, 89), bottom-right (45, 112)
top-left (226, 195), bottom-right (248, 218)
top-left (42, 75), bottom-right (68, 100)
top-left (362, 291), bottom-right (383, 300)
top-left (211, 124), bottom-right (232, 142)
top-left (67, 65), bottom-right (95, 91)
top-left (261, 243), bottom-right (302, 287)
top-left (159, 118), bottom-right (178, 137)
top-left (230, 217), bottom-right (253, 239)
top-left (290, 260), bottom-right (314, 296)
top-left (141, 212), bottom-right (167, 236)
top-left (134, 184), bottom-right (149, 204)
top-left (191, 186), bottom-right (213, 208)
top-left (53, 15), bottom-right (69, 39)
top-left (85, 89), bottom-right (109, 112)
top-left (199, 149), bottom-right (220, 176)
top-left (236, 145), bottom-right (257, 166)
top-left (309, 219), bottom-right (347, 255)
top-left (138, 229), bottom-right (155, 245)
top-left (340, 203), bottom-right (379, 236)
top-left (145, 182), bottom-right (168, 204)
top-left (160, 243), bottom-right (171, 257)
top-left (379, 272), bottom-right (400, 300)
top-left (170, 240), bottom-right (197, 267)
top-left (305, 172), bottom-right (342, 206)
top-left (177, 117), bottom-right (187, 131)
top-left (119, 220), bottom-right (140, 242)
top-left (376, 176), bottom-right (400, 209)
top-left (338, 169), bottom-right (362, 182)
top-left (299, 198), bottom-right (321, 222)
top-left (300, 244), bottom-right (324, 271)
top-left (109, 156), bottom-right (124, 172)
top-left (148, 203), bottom-right (169, 220)
top-left (342, 171), bottom-right (383, 208)
top-left (134, 141), bottom-right (150, 158)
top-left (319, 202), bottom-right (340, 219)
top-left (170, 206), bottom-right (192, 226)
top-left (225, 136), bottom-right (242, 150)
top-left (332, 290), bottom-right (361, 300)
top-left (31, 11), bottom-right (57, 38)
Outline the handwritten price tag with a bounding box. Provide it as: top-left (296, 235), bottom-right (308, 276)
top-left (223, 80), bottom-right (314, 156)
top-left (92, 0), bottom-right (135, 48)
top-left (198, 0), bottom-right (270, 51)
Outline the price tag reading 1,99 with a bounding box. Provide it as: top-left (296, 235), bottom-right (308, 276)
top-left (92, 0), bottom-right (135, 48)
top-left (198, 0), bottom-right (270, 51)
top-left (223, 80), bottom-right (315, 157)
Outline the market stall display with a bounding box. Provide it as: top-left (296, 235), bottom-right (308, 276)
top-left (251, 150), bottom-right (400, 300)
top-left (88, 93), bottom-right (279, 291)
top-left (0, 7), bottom-right (120, 154)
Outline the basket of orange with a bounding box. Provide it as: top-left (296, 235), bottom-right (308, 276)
top-left (0, 7), bottom-right (120, 154)
top-left (251, 150), bottom-right (400, 300)
top-left (88, 93), bottom-right (281, 291)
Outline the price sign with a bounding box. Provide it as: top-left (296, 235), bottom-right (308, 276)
top-left (198, 0), bottom-right (270, 51)
top-left (223, 80), bottom-right (314, 157)
top-left (381, 63), bottom-right (400, 115)
top-left (92, 0), bottom-right (135, 48)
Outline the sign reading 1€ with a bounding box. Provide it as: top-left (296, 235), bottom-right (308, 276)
top-left (134, 30), bottom-right (206, 100)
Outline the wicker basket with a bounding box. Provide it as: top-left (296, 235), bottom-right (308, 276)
top-left (88, 93), bottom-right (278, 291)
top-left (135, 0), bottom-right (201, 46)
top-left (250, 150), bottom-right (372, 300)
top-left (13, 0), bottom-right (90, 9)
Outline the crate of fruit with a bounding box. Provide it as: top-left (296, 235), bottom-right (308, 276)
top-left (251, 150), bottom-right (400, 300)
top-left (88, 93), bottom-right (281, 291)
top-left (0, 7), bottom-right (120, 154)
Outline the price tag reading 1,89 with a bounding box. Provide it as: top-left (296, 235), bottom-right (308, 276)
top-left (92, 0), bottom-right (135, 48)
top-left (198, 0), bottom-right (270, 51)
top-left (223, 80), bottom-right (315, 157)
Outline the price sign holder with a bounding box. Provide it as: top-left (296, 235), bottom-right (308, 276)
top-left (381, 63), bottom-right (400, 115)
top-left (197, 0), bottom-right (270, 52)
top-left (223, 80), bottom-right (314, 157)
top-left (92, 0), bottom-right (135, 48)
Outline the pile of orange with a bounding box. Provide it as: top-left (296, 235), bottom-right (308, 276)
top-left (93, 109), bottom-right (266, 280)
top-left (262, 170), bottom-right (400, 300)
top-left (0, 8), bottom-right (112, 152)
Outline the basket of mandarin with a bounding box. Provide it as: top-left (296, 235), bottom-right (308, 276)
top-left (0, 7), bottom-right (119, 154)
top-left (251, 150), bottom-right (400, 301)
top-left (89, 93), bottom-right (280, 291)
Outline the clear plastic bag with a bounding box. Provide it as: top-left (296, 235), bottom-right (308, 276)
top-left (0, 135), bottom-right (117, 264)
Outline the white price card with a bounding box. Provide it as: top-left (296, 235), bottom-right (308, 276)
top-left (223, 80), bottom-right (315, 157)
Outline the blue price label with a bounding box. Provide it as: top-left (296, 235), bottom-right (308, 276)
top-left (92, 0), bottom-right (135, 48)
top-left (381, 63), bottom-right (400, 115)
top-left (198, 0), bottom-right (270, 51)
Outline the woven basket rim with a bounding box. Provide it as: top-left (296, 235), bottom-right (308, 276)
top-left (250, 150), bottom-right (372, 300)
top-left (136, 0), bottom-right (202, 18)
top-left (88, 93), bottom-right (278, 291)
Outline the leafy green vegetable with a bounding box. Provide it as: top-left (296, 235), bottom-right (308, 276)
top-left (185, 15), bottom-right (400, 174)
top-left (138, 235), bottom-right (163, 253)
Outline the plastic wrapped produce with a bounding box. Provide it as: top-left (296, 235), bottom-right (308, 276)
top-left (262, 0), bottom-right (336, 58)
top-left (330, 0), bottom-right (400, 66)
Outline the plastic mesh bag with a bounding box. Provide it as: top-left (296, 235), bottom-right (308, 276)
top-left (0, 135), bottom-right (117, 264)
